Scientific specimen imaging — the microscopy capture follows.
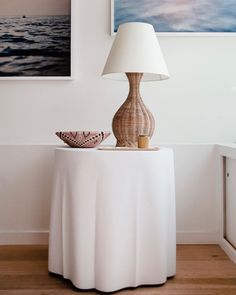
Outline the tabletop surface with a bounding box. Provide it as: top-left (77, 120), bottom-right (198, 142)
top-left (55, 146), bottom-right (172, 153)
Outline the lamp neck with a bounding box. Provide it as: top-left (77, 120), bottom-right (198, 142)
top-left (126, 73), bottom-right (143, 99)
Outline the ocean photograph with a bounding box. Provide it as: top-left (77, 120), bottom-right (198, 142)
top-left (0, 0), bottom-right (71, 77)
top-left (114, 0), bottom-right (236, 33)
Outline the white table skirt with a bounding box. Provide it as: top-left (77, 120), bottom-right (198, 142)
top-left (48, 147), bottom-right (176, 292)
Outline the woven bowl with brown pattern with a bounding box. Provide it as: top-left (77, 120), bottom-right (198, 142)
top-left (56, 131), bottom-right (110, 148)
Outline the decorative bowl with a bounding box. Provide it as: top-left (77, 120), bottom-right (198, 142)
top-left (56, 131), bottom-right (111, 148)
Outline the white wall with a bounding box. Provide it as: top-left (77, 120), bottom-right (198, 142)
top-left (168, 144), bottom-right (218, 243)
top-left (0, 0), bottom-right (236, 144)
top-left (0, 146), bottom-right (54, 244)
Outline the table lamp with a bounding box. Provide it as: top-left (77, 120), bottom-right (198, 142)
top-left (102, 22), bottom-right (170, 147)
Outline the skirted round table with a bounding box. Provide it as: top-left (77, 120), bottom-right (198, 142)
top-left (48, 147), bottom-right (176, 293)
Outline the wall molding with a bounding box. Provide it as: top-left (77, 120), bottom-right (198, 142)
top-left (176, 230), bottom-right (219, 244)
top-left (0, 230), bottom-right (219, 245)
top-left (0, 231), bottom-right (49, 245)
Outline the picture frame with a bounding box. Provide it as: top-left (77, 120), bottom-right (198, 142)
top-left (0, 0), bottom-right (73, 80)
top-left (111, 0), bottom-right (236, 37)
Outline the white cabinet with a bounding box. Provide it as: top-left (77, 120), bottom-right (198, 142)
top-left (225, 158), bottom-right (236, 248)
top-left (217, 144), bottom-right (236, 264)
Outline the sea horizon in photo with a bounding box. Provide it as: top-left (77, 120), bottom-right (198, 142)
top-left (114, 0), bottom-right (236, 32)
top-left (0, 15), bottom-right (71, 77)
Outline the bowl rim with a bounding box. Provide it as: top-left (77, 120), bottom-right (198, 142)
top-left (56, 131), bottom-right (111, 134)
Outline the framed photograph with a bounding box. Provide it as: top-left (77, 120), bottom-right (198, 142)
top-left (0, 0), bottom-right (72, 79)
top-left (111, 0), bottom-right (236, 36)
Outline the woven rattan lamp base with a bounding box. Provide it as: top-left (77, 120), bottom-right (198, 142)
top-left (112, 73), bottom-right (155, 148)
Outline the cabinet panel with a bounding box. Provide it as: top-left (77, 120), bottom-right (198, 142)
top-left (226, 158), bottom-right (236, 248)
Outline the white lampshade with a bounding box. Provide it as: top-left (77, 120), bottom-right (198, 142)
top-left (102, 22), bottom-right (170, 81)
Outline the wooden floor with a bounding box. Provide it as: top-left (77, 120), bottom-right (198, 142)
top-left (0, 245), bottom-right (236, 295)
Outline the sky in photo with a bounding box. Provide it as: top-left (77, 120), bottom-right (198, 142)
top-left (0, 0), bottom-right (70, 16)
top-left (114, 0), bottom-right (236, 32)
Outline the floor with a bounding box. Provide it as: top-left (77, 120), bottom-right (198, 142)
top-left (0, 245), bottom-right (236, 295)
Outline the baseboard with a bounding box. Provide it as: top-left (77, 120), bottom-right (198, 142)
top-left (177, 230), bottom-right (219, 244)
top-left (220, 238), bottom-right (236, 264)
top-left (0, 231), bottom-right (49, 245)
top-left (0, 230), bottom-right (219, 245)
